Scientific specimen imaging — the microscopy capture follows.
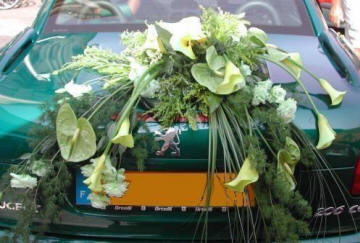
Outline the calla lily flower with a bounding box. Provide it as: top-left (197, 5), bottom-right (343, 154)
top-left (170, 33), bottom-right (197, 59)
top-left (282, 53), bottom-right (302, 79)
top-left (215, 61), bottom-right (245, 95)
top-left (158, 17), bottom-right (205, 59)
top-left (143, 25), bottom-right (166, 53)
top-left (316, 113), bottom-right (336, 149)
top-left (318, 78), bottom-right (346, 106)
top-left (224, 157), bottom-right (259, 193)
top-left (83, 154), bottom-right (107, 193)
top-left (267, 48), bottom-right (302, 79)
top-left (111, 117), bottom-right (134, 148)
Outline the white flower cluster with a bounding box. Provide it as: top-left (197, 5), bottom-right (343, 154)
top-left (10, 173), bottom-right (37, 189)
top-left (55, 80), bottom-right (92, 98)
top-left (277, 98), bottom-right (297, 124)
top-left (251, 79), bottom-right (273, 106)
top-left (10, 159), bottom-right (50, 190)
top-left (120, 25), bottom-right (165, 98)
top-left (251, 80), bottom-right (297, 123)
top-left (81, 158), bottom-right (129, 210)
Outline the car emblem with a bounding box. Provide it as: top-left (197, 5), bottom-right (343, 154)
top-left (154, 127), bottom-right (181, 157)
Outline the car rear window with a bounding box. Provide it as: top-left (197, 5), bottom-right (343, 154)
top-left (44, 0), bottom-right (314, 36)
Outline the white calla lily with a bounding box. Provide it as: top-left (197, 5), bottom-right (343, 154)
top-left (224, 157), bottom-right (259, 192)
top-left (158, 16), bottom-right (205, 59)
top-left (83, 154), bottom-right (107, 193)
top-left (318, 79), bottom-right (346, 106)
top-left (111, 117), bottom-right (134, 148)
top-left (316, 113), bottom-right (336, 149)
top-left (143, 25), bottom-right (166, 53)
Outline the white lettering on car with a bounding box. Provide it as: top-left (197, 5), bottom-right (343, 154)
top-left (314, 205), bottom-right (360, 217)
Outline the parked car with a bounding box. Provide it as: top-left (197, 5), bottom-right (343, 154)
top-left (0, 0), bottom-right (360, 242)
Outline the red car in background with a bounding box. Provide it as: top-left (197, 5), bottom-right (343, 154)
top-left (318, 0), bottom-right (331, 3)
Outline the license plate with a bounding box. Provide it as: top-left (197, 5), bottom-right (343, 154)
top-left (76, 170), bottom-right (254, 209)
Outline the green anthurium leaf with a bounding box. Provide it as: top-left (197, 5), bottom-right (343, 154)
top-left (191, 63), bottom-right (223, 93)
top-left (277, 148), bottom-right (297, 190)
top-left (215, 61), bottom-right (245, 95)
top-left (277, 149), bottom-right (292, 170)
top-left (248, 27), bottom-right (268, 46)
top-left (154, 23), bottom-right (172, 51)
top-left (56, 103), bottom-right (78, 137)
top-left (207, 93), bottom-right (223, 113)
top-left (56, 103), bottom-right (96, 162)
top-left (285, 137), bottom-right (300, 166)
top-left (206, 46), bottom-right (225, 75)
top-left (282, 163), bottom-right (296, 190)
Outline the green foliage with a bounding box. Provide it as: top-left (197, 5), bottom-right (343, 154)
top-left (201, 8), bottom-right (244, 46)
top-left (0, 160), bottom-right (72, 243)
top-left (55, 46), bottom-right (129, 76)
top-left (149, 74), bottom-right (210, 129)
top-left (130, 125), bottom-right (159, 171)
top-left (252, 106), bottom-right (291, 151)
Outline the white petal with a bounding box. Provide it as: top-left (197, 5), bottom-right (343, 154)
top-left (10, 173), bottom-right (37, 189)
top-left (87, 193), bottom-right (110, 210)
top-left (64, 80), bottom-right (92, 98)
top-left (80, 164), bottom-right (94, 178)
top-left (31, 160), bottom-right (48, 177)
top-left (103, 181), bottom-right (128, 197)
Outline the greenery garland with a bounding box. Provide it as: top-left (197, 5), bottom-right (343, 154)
top-left (0, 8), bottom-right (348, 242)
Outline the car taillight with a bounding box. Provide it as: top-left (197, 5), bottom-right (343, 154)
top-left (351, 156), bottom-right (360, 195)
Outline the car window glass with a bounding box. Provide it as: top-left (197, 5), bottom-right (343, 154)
top-left (44, 0), bottom-right (313, 35)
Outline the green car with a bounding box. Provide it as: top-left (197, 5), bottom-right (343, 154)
top-left (0, 0), bottom-right (360, 242)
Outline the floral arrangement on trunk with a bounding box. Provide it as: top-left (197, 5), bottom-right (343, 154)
top-left (0, 8), bottom-right (347, 242)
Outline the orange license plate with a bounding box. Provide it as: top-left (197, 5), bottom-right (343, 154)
top-left (109, 172), bottom-right (255, 207)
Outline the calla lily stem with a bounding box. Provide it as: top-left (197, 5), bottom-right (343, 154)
top-left (103, 63), bottom-right (163, 155)
top-left (87, 81), bottom-right (132, 121)
top-left (259, 55), bottom-right (320, 115)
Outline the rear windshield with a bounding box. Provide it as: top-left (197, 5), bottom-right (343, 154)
top-left (44, 0), bottom-right (314, 35)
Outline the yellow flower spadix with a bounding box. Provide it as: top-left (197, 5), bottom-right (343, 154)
top-left (318, 79), bottom-right (346, 106)
top-left (170, 34), bottom-right (196, 60)
top-left (316, 113), bottom-right (336, 150)
top-left (224, 157), bottom-right (259, 193)
top-left (111, 117), bottom-right (134, 148)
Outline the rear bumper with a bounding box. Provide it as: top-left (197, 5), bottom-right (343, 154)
top-left (301, 233), bottom-right (360, 243)
top-left (1, 229), bottom-right (359, 243)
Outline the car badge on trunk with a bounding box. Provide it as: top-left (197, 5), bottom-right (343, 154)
top-left (154, 127), bottom-right (181, 157)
